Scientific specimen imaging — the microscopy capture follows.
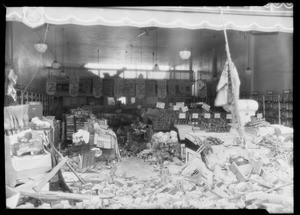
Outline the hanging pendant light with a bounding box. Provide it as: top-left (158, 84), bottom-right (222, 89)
top-left (51, 26), bottom-right (61, 69)
top-left (60, 28), bottom-right (66, 77)
top-left (246, 33), bottom-right (252, 75)
top-left (69, 43), bottom-right (72, 76)
top-left (139, 36), bottom-right (144, 78)
top-left (153, 29), bottom-right (160, 71)
top-left (98, 49), bottom-right (101, 77)
top-left (179, 30), bottom-right (191, 60)
top-left (35, 24), bottom-right (49, 53)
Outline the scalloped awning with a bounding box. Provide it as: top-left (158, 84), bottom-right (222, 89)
top-left (6, 5), bottom-right (293, 33)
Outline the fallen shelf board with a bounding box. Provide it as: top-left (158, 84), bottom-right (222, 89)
top-left (19, 190), bottom-right (112, 200)
top-left (16, 166), bottom-right (52, 180)
top-left (33, 157), bottom-right (68, 192)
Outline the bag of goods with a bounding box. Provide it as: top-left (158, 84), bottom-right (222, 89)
top-left (72, 129), bottom-right (90, 145)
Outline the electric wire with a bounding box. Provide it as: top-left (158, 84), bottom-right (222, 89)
top-left (24, 24), bottom-right (49, 93)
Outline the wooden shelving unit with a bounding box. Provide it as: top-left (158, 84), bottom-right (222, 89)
top-left (250, 90), bottom-right (293, 127)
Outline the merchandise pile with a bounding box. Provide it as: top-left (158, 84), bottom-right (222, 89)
top-left (150, 131), bottom-right (181, 161)
top-left (14, 123), bottom-right (293, 212)
top-left (145, 109), bottom-right (178, 131)
top-left (197, 116), bottom-right (231, 132)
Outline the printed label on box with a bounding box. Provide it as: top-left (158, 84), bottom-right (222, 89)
top-left (192, 113), bottom-right (199, 119)
top-left (202, 103), bottom-right (210, 111)
top-left (176, 102), bottom-right (185, 108)
top-left (226, 114), bottom-right (232, 119)
top-left (179, 113), bottom-right (186, 119)
top-left (156, 102), bottom-right (165, 109)
top-left (204, 113), bottom-right (211, 119)
top-left (173, 105), bottom-right (180, 111)
top-left (214, 113), bottom-right (220, 118)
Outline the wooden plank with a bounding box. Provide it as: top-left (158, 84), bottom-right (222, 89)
top-left (5, 135), bottom-right (17, 188)
top-left (16, 166), bottom-right (52, 180)
top-left (19, 189), bottom-right (111, 200)
top-left (15, 174), bottom-right (47, 192)
top-left (33, 157), bottom-right (68, 192)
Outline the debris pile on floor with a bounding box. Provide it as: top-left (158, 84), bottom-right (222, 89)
top-left (150, 131), bottom-right (181, 162)
top-left (13, 124), bottom-right (293, 212)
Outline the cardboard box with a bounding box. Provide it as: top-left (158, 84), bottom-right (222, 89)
top-left (11, 154), bottom-right (52, 180)
top-left (6, 186), bottom-right (20, 208)
top-left (28, 103), bottom-right (43, 120)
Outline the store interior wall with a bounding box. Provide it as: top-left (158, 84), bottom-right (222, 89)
top-left (197, 32), bottom-right (251, 97)
top-left (6, 22), bottom-right (55, 91)
top-left (198, 32), bottom-right (293, 96)
top-left (253, 32), bottom-right (293, 93)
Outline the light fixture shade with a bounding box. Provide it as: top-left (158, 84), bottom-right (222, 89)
top-left (152, 63), bottom-right (160, 71)
top-left (245, 67), bottom-right (252, 75)
top-left (51, 60), bottom-right (61, 69)
top-left (34, 43), bottom-right (47, 53)
top-left (179, 50), bottom-right (191, 60)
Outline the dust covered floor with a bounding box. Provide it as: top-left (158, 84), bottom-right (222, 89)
top-left (16, 124), bottom-right (293, 212)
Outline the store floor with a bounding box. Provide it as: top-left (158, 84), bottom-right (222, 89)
top-left (114, 157), bottom-right (159, 180)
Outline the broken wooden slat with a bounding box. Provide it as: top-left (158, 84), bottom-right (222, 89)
top-left (33, 157), bottom-right (68, 192)
top-left (19, 189), bottom-right (111, 201)
top-left (265, 182), bottom-right (293, 193)
top-left (211, 186), bottom-right (231, 198)
top-left (52, 147), bottom-right (85, 184)
top-left (229, 162), bottom-right (247, 182)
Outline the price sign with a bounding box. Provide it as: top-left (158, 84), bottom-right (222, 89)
top-left (252, 91), bottom-right (259, 95)
top-left (283, 89), bottom-right (291, 94)
top-left (173, 106), bottom-right (180, 111)
top-left (226, 114), bottom-right (232, 119)
top-left (267, 91), bottom-right (273, 95)
top-left (214, 113), bottom-right (221, 118)
top-left (204, 113), bottom-right (211, 119)
top-left (192, 113), bottom-right (199, 119)
top-left (156, 102), bottom-right (165, 109)
top-left (179, 113), bottom-right (186, 119)
top-left (202, 103), bottom-right (210, 111)
top-left (176, 102), bottom-right (185, 108)
top-left (257, 113), bottom-right (263, 119)
top-left (181, 106), bottom-right (189, 112)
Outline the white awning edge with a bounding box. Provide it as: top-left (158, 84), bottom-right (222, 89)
top-left (6, 7), bottom-right (293, 33)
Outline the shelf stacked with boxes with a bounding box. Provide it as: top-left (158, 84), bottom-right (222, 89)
top-left (75, 117), bottom-right (86, 132)
top-left (250, 91), bottom-right (264, 118)
top-left (15, 87), bottom-right (55, 117)
top-left (264, 91), bottom-right (281, 124)
top-left (280, 90), bottom-right (293, 127)
top-left (64, 115), bottom-right (76, 141)
top-left (249, 90), bottom-right (293, 127)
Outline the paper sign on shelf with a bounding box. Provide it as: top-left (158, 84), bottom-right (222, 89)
top-left (179, 113), bottom-right (186, 119)
top-left (226, 114), bottom-right (232, 119)
top-left (214, 113), bottom-right (221, 118)
top-left (204, 113), bottom-right (211, 119)
top-left (181, 106), bottom-right (189, 112)
top-left (176, 102), bottom-right (185, 108)
top-left (257, 113), bottom-right (263, 119)
top-left (156, 102), bottom-right (165, 109)
top-left (192, 113), bottom-right (199, 119)
top-left (202, 103), bottom-right (210, 111)
top-left (173, 106), bottom-right (180, 111)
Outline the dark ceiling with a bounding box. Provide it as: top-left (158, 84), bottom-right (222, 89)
top-left (37, 23), bottom-right (242, 71)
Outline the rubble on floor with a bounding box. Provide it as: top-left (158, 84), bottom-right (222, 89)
top-left (14, 124), bottom-right (293, 213)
